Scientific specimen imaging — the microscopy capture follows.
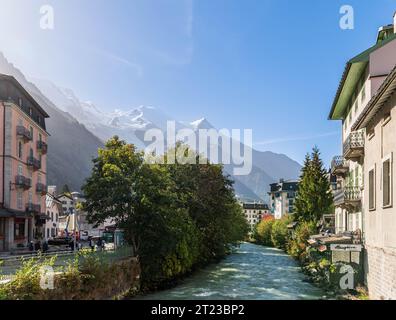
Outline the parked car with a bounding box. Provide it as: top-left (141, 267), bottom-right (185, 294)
top-left (48, 236), bottom-right (72, 246)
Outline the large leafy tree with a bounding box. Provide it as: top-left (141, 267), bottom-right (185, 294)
top-left (294, 146), bottom-right (333, 223)
top-left (81, 137), bottom-right (248, 288)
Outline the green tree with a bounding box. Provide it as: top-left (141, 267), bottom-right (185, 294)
top-left (271, 215), bottom-right (292, 249)
top-left (81, 137), bottom-right (200, 287)
top-left (82, 137), bottom-right (248, 289)
top-left (253, 219), bottom-right (275, 246)
top-left (294, 146), bottom-right (333, 223)
top-left (164, 146), bottom-right (249, 263)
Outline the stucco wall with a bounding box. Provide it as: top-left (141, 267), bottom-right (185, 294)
top-left (363, 89), bottom-right (396, 299)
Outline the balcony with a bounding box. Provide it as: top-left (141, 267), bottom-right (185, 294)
top-left (36, 183), bottom-right (47, 195)
top-left (37, 141), bottom-right (48, 155)
top-left (15, 175), bottom-right (32, 190)
top-left (331, 156), bottom-right (349, 176)
top-left (27, 156), bottom-right (41, 171)
top-left (26, 203), bottom-right (41, 215)
top-left (16, 126), bottom-right (32, 142)
top-left (334, 186), bottom-right (362, 209)
top-left (343, 131), bottom-right (364, 161)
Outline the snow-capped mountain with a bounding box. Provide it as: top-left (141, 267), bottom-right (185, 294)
top-left (0, 53), bottom-right (104, 192)
top-left (32, 78), bottom-right (301, 201)
top-left (0, 52), bottom-right (301, 200)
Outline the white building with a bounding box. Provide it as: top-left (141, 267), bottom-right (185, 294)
top-left (44, 186), bottom-right (63, 240)
top-left (329, 14), bottom-right (396, 299)
top-left (242, 202), bottom-right (270, 231)
top-left (268, 180), bottom-right (298, 219)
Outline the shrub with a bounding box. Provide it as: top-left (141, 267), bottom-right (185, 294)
top-left (271, 215), bottom-right (292, 249)
top-left (254, 218), bottom-right (275, 246)
top-left (287, 221), bottom-right (317, 260)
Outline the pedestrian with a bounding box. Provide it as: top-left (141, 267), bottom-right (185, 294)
top-left (96, 238), bottom-right (102, 251)
top-left (101, 239), bottom-right (106, 251)
top-left (69, 239), bottom-right (74, 251)
top-left (89, 237), bottom-right (95, 251)
top-left (42, 240), bottom-right (49, 253)
top-left (28, 241), bottom-right (34, 251)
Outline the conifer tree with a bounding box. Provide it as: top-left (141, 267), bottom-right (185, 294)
top-left (294, 146), bottom-right (333, 223)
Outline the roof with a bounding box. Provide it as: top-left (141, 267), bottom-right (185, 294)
top-left (58, 193), bottom-right (74, 200)
top-left (269, 180), bottom-right (299, 192)
top-left (242, 203), bottom-right (269, 210)
top-left (0, 73), bottom-right (50, 118)
top-left (329, 33), bottom-right (396, 120)
top-left (353, 64), bottom-right (396, 130)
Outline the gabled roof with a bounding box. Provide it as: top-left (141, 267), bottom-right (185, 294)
top-left (329, 33), bottom-right (396, 120)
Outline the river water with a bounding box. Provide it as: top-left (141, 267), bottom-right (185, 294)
top-left (137, 243), bottom-right (326, 300)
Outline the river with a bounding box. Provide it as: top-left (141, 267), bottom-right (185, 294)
top-left (137, 242), bottom-right (326, 300)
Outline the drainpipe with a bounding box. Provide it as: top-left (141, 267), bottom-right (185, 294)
top-left (1, 103), bottom-right (5, 208)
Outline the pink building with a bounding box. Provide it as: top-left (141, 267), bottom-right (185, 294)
top-left (0, 74), bottom-right (49, 252)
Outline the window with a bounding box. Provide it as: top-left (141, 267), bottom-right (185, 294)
top-left (369, 167), bottom-right (375, 211)
top-left (29, 108), bottom-right (32, 117)
top-left (14, 218), bottom-right (25, 239)
top-left (18, 141), bottom-right (23, 158)
top-left (18, 164), bottom-right (23, 176)
top-left (51, 212), bottom-right (54, 221)
top-left (18, 97), bottom-right (23, 107)
top-left (383, 155), bottom-right (392, 207)
top-left (17, 192), bottom-right (23, 210)
top-left (38, 133), bottom-right (42, 142)
top-left (29, 127), bottom-right (33, 140)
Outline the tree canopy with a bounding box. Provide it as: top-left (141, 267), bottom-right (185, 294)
top-left (81, 137), bottom-right (249, 288)
top-left (294, 146), bottom-right (333, 223)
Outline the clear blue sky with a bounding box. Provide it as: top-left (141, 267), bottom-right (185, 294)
top-left (1, 0), bottom-right (395, 166)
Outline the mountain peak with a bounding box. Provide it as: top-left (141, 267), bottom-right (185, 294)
top-left (190, 118), bottom-right (213, 130)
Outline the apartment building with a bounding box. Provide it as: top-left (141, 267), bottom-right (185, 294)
top-left (0, 74), bottom-right (49, 252)
top-left (268, 179), bottom-right (298, 220)
top-left (242, 202), bottom-right (270, 230)
top-left (329, 14), bottom-right (396, 299)
top-left (44, 186), bottom-right (63, 240)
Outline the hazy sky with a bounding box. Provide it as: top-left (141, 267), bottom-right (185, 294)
top-left (1, 0), bottom-right (395, 165)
